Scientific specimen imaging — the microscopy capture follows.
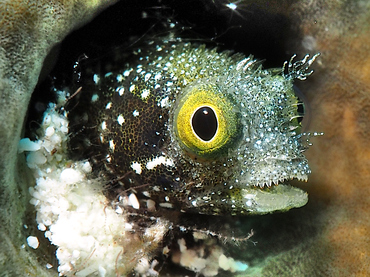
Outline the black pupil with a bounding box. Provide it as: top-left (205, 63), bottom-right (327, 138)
top-left (192, 106), bottom-right (218, 141)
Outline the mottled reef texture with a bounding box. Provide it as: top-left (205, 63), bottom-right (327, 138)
top-left (1, 0), bottom-right (370, 276)
top-left (288, 1), bottom-right (370, 275)
top-left (248, 0), bottom-right (370, 275)
top-left (0, 1), bottom-right (117, 276)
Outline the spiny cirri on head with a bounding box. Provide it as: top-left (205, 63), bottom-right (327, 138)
top-left (67, 37), bottom-right (319, 216)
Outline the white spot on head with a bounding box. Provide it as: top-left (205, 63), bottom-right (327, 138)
top-left (116, 74), bottom-right (124, 82)
top-left (154, 73), bottom-right (162, 81)
top-left (123, 69), bottom-right (133, 77)
top-left (117, 87), bottom-right (125, 96)
top-left (141, 89), bottom-right (150, 99)
top-left (105, 102), bottom-right (112, 109)
top-left (100, 134), bottom-right (104, 143)
top-left (91, 94), bottom-right (99, 102)
top-left (131, 162), bottom-right (142, 175)
top-left (130, 84), bottom-right (136, 93)
top-left (101, 121), bottom-right (107, 130)
top-left (146, 199), bottom-right (156, 210)
top-left (160, 96), bottom-right (169, 108)
top-left (93, 74), bottom-right (100, 84)
top-left (133, 110), bottom-right (140, 117)
top-left (159, 202), bottom-right (173, 209)
top-left (117, 114), bottom-right (125, 125)
top-left (142, 191), bottom-right (151, 197)
top-left (106, 154), bottom-right (111, 162)
top-left (144, 73), bottom-right (152, 81)
top-left (128, 193), bottom-right (140, 209)
top-left (109, 140), bottom-right (115, 151)
top-left (146, 156), bottom-right (174, 170)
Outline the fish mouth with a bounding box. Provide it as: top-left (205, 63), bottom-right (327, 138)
top-left (239, 183), bottom-right (308, 215)
top-left (185, 177), bottom-right (309, 216)
top-left (237, 177), bottom-right (309, 215)
top-left (254, 175), bottom-right (309, 189)
top-left (191, 180), bottom-right (309, 216)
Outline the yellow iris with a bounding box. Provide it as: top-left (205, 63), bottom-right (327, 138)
top-left (173, 83), bottom-right (241, 159)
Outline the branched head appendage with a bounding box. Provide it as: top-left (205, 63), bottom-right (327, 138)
top-left (284, 53), bottom-right (322, 148)
top-left (284, 53), bottom-right (320, 80)
top-left (297, 131), bottom-right (324, 151)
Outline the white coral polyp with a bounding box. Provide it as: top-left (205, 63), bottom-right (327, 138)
top-left (22, 95), bottom-right (166, 276)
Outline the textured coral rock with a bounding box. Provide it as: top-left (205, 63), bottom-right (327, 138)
top-left (0, 1), bottom-right (117, 276)
top-left (258, 1), bottom-right (370, 276)
top-left (295, 2), bottom-right (370, 275)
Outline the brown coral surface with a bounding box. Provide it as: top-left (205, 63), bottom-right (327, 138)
top-left (296, 3), bottom-right (370, 275)
top-left (259, 1), bottom-right (370, 276)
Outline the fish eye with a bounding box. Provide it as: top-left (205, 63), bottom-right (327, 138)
top-left (191, 106), bottom-right (218, 141)
top-left (173, 82), bottom-right (241, 159)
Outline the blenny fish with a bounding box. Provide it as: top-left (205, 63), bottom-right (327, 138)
top-left (67, 37), bottom-right (318, 217)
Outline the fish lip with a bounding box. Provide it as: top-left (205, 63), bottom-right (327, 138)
top-left (239, 182), bottom-right (309, 215)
